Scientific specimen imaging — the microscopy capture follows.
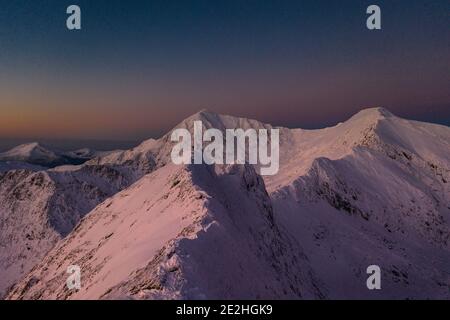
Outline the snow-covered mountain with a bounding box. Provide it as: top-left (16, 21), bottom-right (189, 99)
top-left (6, 163), bottom-right (324, 299)
top-left (87, 110), bottom-right (274, 179)
top-left (2, 107), bottom-right (450, 299)
top-left (268, 108), bottom-right (450, 298)
top-left (0, 164), bottom-right (132, 296)
top-left (0, 143), bottom-right (103, 168)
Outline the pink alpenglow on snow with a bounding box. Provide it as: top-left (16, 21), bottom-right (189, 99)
top-left (171, 121), bottom-right (280, 176)
top-left (1, 108), bottom-right (449, 300)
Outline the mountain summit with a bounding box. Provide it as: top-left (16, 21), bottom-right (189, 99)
top-left (1, 107), bottom-right (449, 299)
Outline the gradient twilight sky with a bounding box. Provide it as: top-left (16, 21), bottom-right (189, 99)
top-left (0, 0), bottom-right (449, 142)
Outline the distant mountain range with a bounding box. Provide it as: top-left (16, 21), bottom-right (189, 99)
top-left (0, 142), bottom-right (113, 168)
top-left (1, 108), bottom-right (449, 299)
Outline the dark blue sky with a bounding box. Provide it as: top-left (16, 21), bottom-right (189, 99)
top-left (0, 0), bottom-right (448, 141)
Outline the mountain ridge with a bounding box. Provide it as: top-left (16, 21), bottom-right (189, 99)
top-left (1, 107), bottom-right (449, 299)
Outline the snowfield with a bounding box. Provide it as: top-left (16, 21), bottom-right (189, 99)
top-left (1, 107), bottom-right (449, 299)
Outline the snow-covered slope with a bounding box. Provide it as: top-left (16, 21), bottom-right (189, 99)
top-left (0, 143), bottom-right (59, 163)
top-left (266, 108), bottom-right (449, 191)
top-left (87, 110), bottom-right (273, 179)
top-left (267, 108), bottom-right (450, 298)
top-left (0, 143), bottom-right (103, 168)
top-left (2, 107), bottom-right (450, 299)
top-left (0, 164), bottom-right (132, 297)
top-left (269, 108), bottom-right (449, 245)
top-left (6, 163), bottom-right (324, 300)
top-left (271, 150), bottom-right (449, 298)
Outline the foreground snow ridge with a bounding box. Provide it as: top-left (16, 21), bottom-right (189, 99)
top-left (1, 107), bottom-right (450, 300)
